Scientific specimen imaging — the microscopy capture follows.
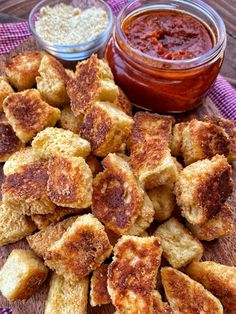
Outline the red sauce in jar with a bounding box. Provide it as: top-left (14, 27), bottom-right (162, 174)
top-left (123, 10), bottom-right (213, 60)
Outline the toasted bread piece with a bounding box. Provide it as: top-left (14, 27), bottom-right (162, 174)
top-left (204, 116), bottom-right (236, 161)
top-left (186, 261), bottom-right (236, 311)
top-left (0, 122), bottom-right (23, 162)
top-left (90, 263), bottom-right (111, 307)
top-left (187, 203), bottom-right (234, 241)
top-left (181, 120), bottom-right (230, 165)
top-left (3, 89), bottom-right (60, 143)
top-left (0, 111), bottom-right (8, 123)
top-left (0, 203), bottom-right (36, 246)
top-left (153, 290), bottom-right (173, 314)
top-left (0, 249), bottom-right (48, 301)
top-left (59, 106), bottom-right (84, 133)
top-left (5, 51), bottom-right (46, 91)
top-left (0, 76), bottom-right (14, 110)
top-left (27, 217), bottom-right (76, 258)
top-left (86, 154), bottom-right (103, 177)
top-left (36, 54), bottom-right (69, 107)
top-left (67, 54), bottom-right (119, 116)
top-left (108, 235), bottom-right (162, 313)
top-left (32, 127), bottom-right (91, 159)
top-left (147, 185), bottom-right (175, 222)
top-left (92, 153), bottom-right (144, 235)
top-left (161, 267), bottom-right (223, 314)
top-left (2, 161), bottom-right (56, 215)
top-left (45, 214), bottom-right (112, 282)
top-left (154, 218), bottom-right (203, 268)
top-left (80, 101), bottom-right (133, 157)
top-left (65, 68), bottom-right (76, 80)
top-left (113, 88), bottom-right (132, 116)
top-left (3, 147), bottom-right (41, 176)
top-left (171, 122), bottom-right (189, 156)
top-left (45, 273), bottom-right (88, 314)
top-left (47, 156), bottom-right (92, 208)
top-left (175, 155), bottom-right (233, 225)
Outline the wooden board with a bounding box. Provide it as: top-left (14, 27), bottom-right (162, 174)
top-left (0, 37), bottom-right (235, 314)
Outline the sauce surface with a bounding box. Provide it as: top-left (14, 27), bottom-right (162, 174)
top-left (123, 10), bottom-right (213, 60)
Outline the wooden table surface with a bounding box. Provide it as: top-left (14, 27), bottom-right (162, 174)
top-left (0, 0), bottom-right (236, 88)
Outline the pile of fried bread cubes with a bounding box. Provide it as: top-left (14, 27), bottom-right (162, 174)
top-left (0, 51), bottom-right (235, 314)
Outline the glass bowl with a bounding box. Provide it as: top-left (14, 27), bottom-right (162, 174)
top-left (29, 0), bottom-right (114, 61)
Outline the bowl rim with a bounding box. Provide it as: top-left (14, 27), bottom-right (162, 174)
top-left (29, 0), bottom-right (114, 50)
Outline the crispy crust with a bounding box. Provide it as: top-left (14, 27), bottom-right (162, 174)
top-left (59, 106), bottom-right (84, 133)
top-left (86, 154), bottom-right (103, 177)
top-left (171, 122), bottom-right (189, 156)
top-left (108, 235), bottom-right (162, 314)
top-left (0, 76), bottom-right (14, 110)
top-left (92, 153), bottom-right (144, 235)
top-left (186, 261), bottom-right (236, 311)
top-left (153, 290), bottom-right (173, 314)
top-left (113, 88), bottom-right (132, 116)
top-left (161, 267), bottom-right (223, 314)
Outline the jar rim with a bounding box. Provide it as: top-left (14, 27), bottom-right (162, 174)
top-left (115, 0), bottom-right (226, 69)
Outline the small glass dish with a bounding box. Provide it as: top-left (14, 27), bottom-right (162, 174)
top-left (29, 0), bottom-right (114, 61)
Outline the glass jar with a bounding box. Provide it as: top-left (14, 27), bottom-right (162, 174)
top-left (105, 0), bottom-right (226, 112)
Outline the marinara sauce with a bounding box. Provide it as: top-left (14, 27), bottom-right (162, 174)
top-left (105, 2), bottom-right (226, 112)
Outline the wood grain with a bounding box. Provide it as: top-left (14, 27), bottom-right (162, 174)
top-left (0, 37), bottom-right (235, 314)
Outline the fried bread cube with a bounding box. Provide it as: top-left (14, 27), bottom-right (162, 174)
top-left (0, 249), bottom-right (48, 301)
top-left (27, 217), bottom-right (76, 258)
top-left (171, 122), bottom-right (189, 156)
top-left (45, 214), bottom-right (112, 282)
top-left (5, 51), bottom-right (46, 91)
top-left (45, 273), bottom-right (88, 314)
top-left (204, 116), bottom-right (236, 162)
top-left (92, 153), bottom-right (145, 235)
top-left (3, 89), bottom-right (61, 143)
top-left (90, 263), bottom-right (111, 307)
top-left (0, 76), bottom-right (14, 110)
top-left (59, 106), bottom-right (84, 133)
top-left (154, 218), bottom-right (203, 268)
top-left (80, 101), bottom-right (133, 157)
top-left (86, 154), bottom-right (103, 177)
top-left (187, 203), bottom-right (234, 241)
top-left (186, 261), bottom-right (236, 311)
top-left (153, 290), bottom-right (173, 314)
top-left (161, 267), bottom-right (223, 314)
top-left (0, 203), bottom-right (36, 246)
top-left (67, 54), bottom-right (119, 116)
top-left (175, 155), bottom-right (233, 225)
top-left (107, 235), bottom-right (162, 314)
top-left (47, 156), bottom-right (92, 208)
top-left (2, 161), bottom-right (56, 215)
top-left (32, 127), bottom-right (91, 159)
top-left (0, 122), bottom-right (23, 162)
top-left (36, 54), bottom-right (69, 107)
top-left (147, 185), bottom-right (175, 222)
top-left (3, 147), bottom-right (41, 176)
top-left (113, 87), bottom-right (132, 116)
top-left (181, 120), bottom-right (230, 165)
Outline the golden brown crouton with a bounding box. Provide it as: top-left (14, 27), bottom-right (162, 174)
top-left (86, 154), bottom-right (103, 177)
top-left (0, 122), bottom-right (23, 162)
top-left (187, 203), bottom-right (234, 241)
top-left (2, 161), bottom-right (56, 215)
top-left (0, 249), bottom-right (48, 301)
top-left (204, 116), bottom-right (236, 162)
top-left (147, 185), bottom-right (175, 222)
top-left (45, 214), bottom-right (112, 282)
top-left (47, 156), bottom-right (92, 208)
top-left (161, 267), bottom-right (223, 314)
top-left (175, 155), bottom-right (233, 225)
top-left (153, 290), bottom-right (173, 314)
top-left (36, 54), bottom-right (69, 107)
top-left (3, 147), bottom-right (41, 176)
top-left (171, 122), bottom-right (189, 156)
top-left (80, 101), bottom-right (133, 157)
top-left (67, 54), bottom-right (119, 116)
top-left (32, 127), bottom-right (91, 160)
top-left (27, 217), bottom-right (77, 258)
top-left (92, 153), bottom-right (144, 235)
top-left (186, 261), bottom-right (236, 311)
top-left (113, 87), bottom-right (132, 116)
top-left (154, 218), bottom-right (203, 269)
top-left (90, 263), bottom-right (111, 307)
top-left (0, 203), bottom-right (36, 246)
top-left (5, 51), bottom-right (46, 91)
top-left (107, 235), bottom-right (162, 314)
top-left (45, 273), bottom-right (88, 314)
top-left (59, 106), bottom-right (84, 133)
top-left (0, 76), bottom-right (14, 111)
top-left (3, 89), bottom-right (60, 143)
top-left (0, 111), bottom-right (8, 123)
